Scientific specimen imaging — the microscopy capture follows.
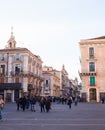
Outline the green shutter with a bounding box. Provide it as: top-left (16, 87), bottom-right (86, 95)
top-left (90, 76), bottom-right (95, 85)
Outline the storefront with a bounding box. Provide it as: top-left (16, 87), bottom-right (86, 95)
top-left (0, 83), bottom-right (22, 102)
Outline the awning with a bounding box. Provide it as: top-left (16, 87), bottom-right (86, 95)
top-left (0, 83), bottom-right (22, 90)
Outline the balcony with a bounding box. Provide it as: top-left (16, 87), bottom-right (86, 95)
top-left (11, 70), bottom-right (34, 76)
top-left (15, 57), bottom-right (22, 62)
top-left (44, 87), bottom-right (50, 91)
top-left (44, 89), bottom-right (50, 94)
top-left (11, 71), bottom-right (22, 76)
top-left (80, 72), bottom-right (96, 76)
top-left (10, 71), bottom-right (44, 80)
top-left (89, 55), bottom-right (94, 59)
top-left (86, 56), bottom-right (97, 61)
top-left (44, 83), bottom-right (50, 87)
top-left (0, 72), bottom-right (5, 76)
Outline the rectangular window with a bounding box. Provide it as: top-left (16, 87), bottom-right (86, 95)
top-left (15, 64), bottom-right (21, 74)
top-left (90, 76), bottom-right (95, 85)
top-left (89, 47), bottom-right (94, 58)
top-left (15, 54), bottom-right (20, 60)
top-left (89, 62), bottom-right (95, 71)
top-left (0, 65), bottom-right (5, 74)
top-left (46, 80), bottom-right (48, 85)
top-left (0, 54), bottom-right (4, 61)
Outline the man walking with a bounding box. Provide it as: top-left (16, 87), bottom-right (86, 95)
top-left (30, 95), bottom-right (36, 112)
top-left (67, 96), bottom-right (72, 109)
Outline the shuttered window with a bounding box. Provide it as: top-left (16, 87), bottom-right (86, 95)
top-left (90, 76), bottom-right (95, 85)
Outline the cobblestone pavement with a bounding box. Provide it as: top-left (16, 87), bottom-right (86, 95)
top-left (0, 102), bottom-right (105, 130)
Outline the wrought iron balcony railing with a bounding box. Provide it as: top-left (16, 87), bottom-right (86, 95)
top-left (10, 71), bottom-right (44, 80)
top-left (80, 72), bottom-right (96, 76)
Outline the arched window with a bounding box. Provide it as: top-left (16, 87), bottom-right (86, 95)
top-left (9, 42), bottom-right (12, 48)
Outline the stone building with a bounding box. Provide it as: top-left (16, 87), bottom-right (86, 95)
top-left (42, 65), bottom-right (71, 97)
top-left (60, 65), bottom-right (70, 96)
top-left (42, 66), bottom-right (60, 97)
top-left (79, 36), bottom-right (105, 102)
top-left (0, 31), bottom-right (43, 102)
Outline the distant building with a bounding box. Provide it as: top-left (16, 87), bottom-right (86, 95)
top-left (70, 78), bottom-right (80, 97)
top-left (42, 65), bottom-right (70, 97)
top-left (60, 65), bottom-right (70, 96)
top-left (42, 66), bottom-right (60, 97)
top-left (0, 31), bottom-right (43, 102)
top-left (79, 36), bottom-right (105, 102)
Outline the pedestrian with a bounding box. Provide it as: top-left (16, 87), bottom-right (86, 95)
top-left (39, 97), bottom-right (45, 112)
top-left (67, 96), bottom-right (72, 109)
top-left (30, 95), bottom-right (36, 112)
top-left (101, 97), bottom-right (105, 104)
top-left (21, 95), bottom-right (27, 111)
top-left (16, 98), bottom-right (21, 111)
top-left (25, 96), bottom-right (30, 110)
top-left (0, 95), bottom-right (5, 121)
top-left (45, 97), bottom-right (51, 112)
top-left (74, 97), bottom-right (78, 106)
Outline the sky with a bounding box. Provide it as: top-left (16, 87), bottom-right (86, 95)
top-left (0, 0), bottom-right (105, 82)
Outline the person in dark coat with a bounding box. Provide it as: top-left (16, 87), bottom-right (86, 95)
top-left (25, 96), bottom-right (30, 109)
top-left (67, 96), bottom-right (72, 109)
top-left (101, 97), bottom-right (105, 104)
top-left (45, 97), bottom-right (51, 112)
top-left (16, 98), bottom-right (21, 111)
top-left (39, 97), bottom-right (45, 112)
top-left (21, 96), bottom-right (27, 111)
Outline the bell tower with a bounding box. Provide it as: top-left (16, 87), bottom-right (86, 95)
top-left (6, 27), bottom-right (16, 49)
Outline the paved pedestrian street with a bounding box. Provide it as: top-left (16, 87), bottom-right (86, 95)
top-left (0, 102), bottom-right (105, 130)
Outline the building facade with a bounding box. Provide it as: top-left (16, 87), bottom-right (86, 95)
top-left (60, 65), bottom-right (70, 96)
top-left (42, 66), bottom-right (60, 97)
top-left (79, 36), bottom-right (105, 102)
top-left (0, 32), bottom-right (43, 102)
top-left (41, 65), bottom-right (71, 97)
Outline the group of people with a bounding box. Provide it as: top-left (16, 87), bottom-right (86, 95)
top-left (67, 96), bottom-right (78, 109)
top-left (15, 94), bottom-right (78, 112)
top-left (52, 96), bottom-right (79, 105)
top-left (16, 95), bottom-right (52, 113)
top-left (39, 96), bottom-right (51, 112)
top-left (0, 94), bottom-right (78, 121)
top-left (16, 95), bottom-right (36, 112)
